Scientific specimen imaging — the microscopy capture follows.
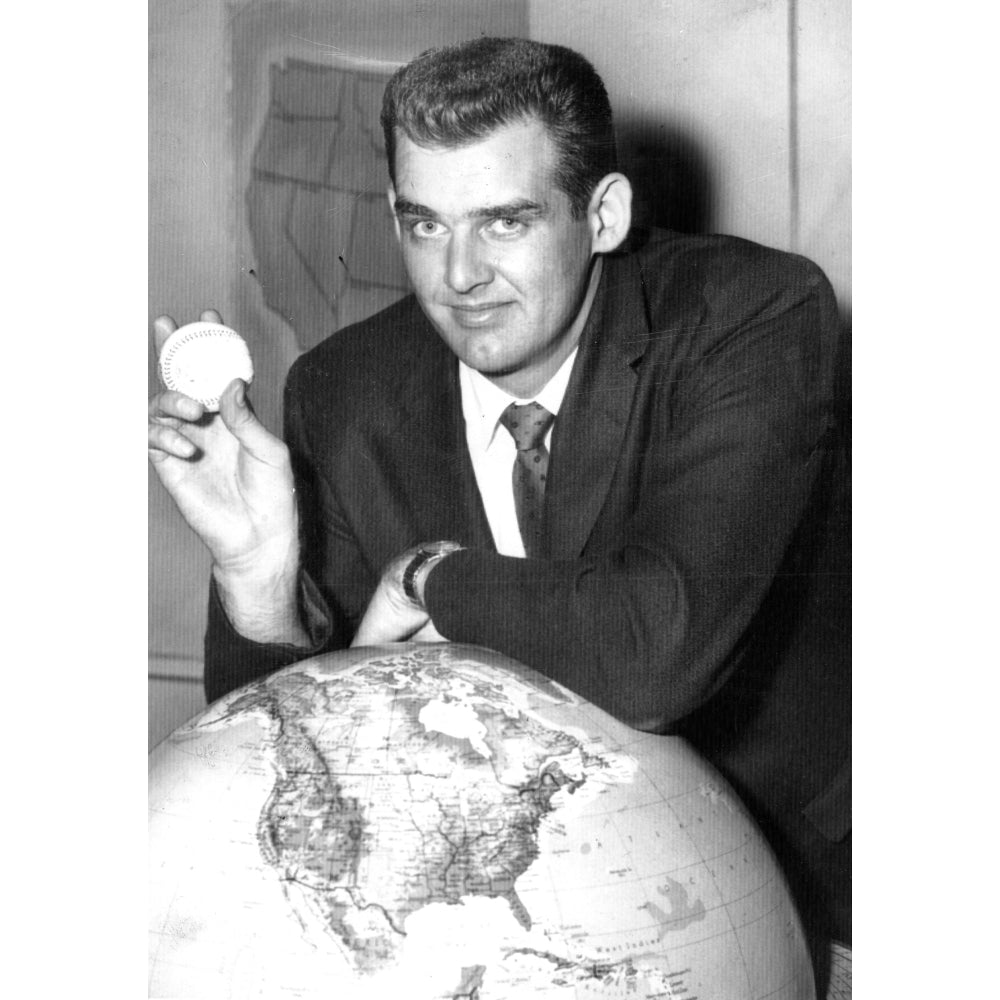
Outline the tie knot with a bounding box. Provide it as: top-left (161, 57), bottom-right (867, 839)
top-left (499, 401), bottom-right (555, 452)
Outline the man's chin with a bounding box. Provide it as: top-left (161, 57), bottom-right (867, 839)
top-left (463, 355), bottom-right (518, 378)
top-left (437, 329), bottom-right (516, 376)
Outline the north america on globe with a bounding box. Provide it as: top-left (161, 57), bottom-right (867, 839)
top-left (149, 644), bottom-right (816, 999)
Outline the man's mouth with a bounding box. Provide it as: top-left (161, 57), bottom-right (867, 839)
top-left (447, 302), bottom-right (512, 327)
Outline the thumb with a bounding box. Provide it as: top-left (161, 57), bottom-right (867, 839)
top-left (217, 379), bottom-right (286, 464)
top-left (152, 315), bottom-right (178, 355)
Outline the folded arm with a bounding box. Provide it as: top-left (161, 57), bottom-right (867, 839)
top-left (425, 278), bottom-right (837, 730)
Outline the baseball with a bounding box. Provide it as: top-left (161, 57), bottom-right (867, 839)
top-left (158, 322), bottom-right (254, 412)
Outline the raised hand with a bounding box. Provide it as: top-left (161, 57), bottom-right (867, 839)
top-left (149, 310), bottom-right (306, 644)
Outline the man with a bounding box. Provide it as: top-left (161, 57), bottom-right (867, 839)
top-left (149, 37), bottom-right (849, 985)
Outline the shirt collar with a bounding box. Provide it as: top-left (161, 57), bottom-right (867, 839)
top-left (459, 347), bottom-right (578, 451)
top-left (458, 256), bottom-right (604, 450)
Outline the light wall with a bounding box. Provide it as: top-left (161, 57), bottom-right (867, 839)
top-left (149, 0), bottom-right (850, 747)
top-left (149, 0), bottom-right (242, 746)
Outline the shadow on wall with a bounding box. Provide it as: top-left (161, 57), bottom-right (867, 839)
top-left (245, 60), bottom-right (408, 354)
top-left (617, 118), bottom-right (714, 235)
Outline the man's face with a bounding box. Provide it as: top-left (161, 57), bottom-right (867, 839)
top-left (390, 118), bottom-right (596, 397)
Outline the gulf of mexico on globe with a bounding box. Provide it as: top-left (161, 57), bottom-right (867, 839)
top-left (148, 643), bottom-right (815, 999)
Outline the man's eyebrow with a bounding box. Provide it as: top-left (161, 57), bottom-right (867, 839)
top-left (392, 197), bottom-right (548, 220)
top-left (392, 199), bottom-right (436, 218)
top-left (467, 199), bottom-right (548, 219)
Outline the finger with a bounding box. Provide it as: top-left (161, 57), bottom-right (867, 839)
top-left (217, 379), bottom-right (288, 465)
top-left (149, 389), bottom-right (206, 423)
top-left (148, 421), bottom-right (198, 460)
top-left (152, 315), bottom-right (178, 354)
top-left (200, 308), bottom-right (224, 324)
top-left (352, 579), bottom-right (428, 648)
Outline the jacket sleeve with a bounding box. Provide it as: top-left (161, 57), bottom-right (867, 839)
top-left (201, 365), bottom-right (359, 704)
top-left (425, 262), bottom-right (841, 732)
top-left (202, 572), bottom-right (334, 704)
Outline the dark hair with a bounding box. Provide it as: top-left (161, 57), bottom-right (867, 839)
top-left (381, 37), bottom-right (618, 217)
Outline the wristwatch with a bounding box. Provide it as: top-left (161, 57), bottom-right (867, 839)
top-left (401, 541), bottom-right (465, 609)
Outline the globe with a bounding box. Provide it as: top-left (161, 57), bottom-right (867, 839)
top-left (149, 643), bottom-right (815, 999)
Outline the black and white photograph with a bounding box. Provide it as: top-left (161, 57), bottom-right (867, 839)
top-left (146, 3), bottom-right (852, 997)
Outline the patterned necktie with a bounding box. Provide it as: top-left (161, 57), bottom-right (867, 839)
top-left (498, 401), bottom-right (555, 558)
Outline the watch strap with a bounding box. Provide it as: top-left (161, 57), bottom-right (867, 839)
top-left (402, 541), bottom-right (465, 607)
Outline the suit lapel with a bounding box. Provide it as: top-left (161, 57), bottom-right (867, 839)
top-left (544, 253), bottom-right (650, 559)
top-left (383, 316), bottom-right (495, 550)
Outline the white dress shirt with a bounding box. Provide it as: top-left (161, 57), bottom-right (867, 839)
top-left (458, 350), bottom-right (578, 557)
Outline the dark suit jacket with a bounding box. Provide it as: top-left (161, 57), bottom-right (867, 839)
top-left (205, 228), bottom-right (850, 942)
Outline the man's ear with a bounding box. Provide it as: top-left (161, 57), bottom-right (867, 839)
top-left (387, 185), bottom-right (402, 242)
top-left (587, 173), bottom-right (632, 254)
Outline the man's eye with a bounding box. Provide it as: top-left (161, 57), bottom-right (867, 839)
top-left (411, 220), bottom-right (443, 238)
top-left (487, 217), bottom-right (524, 236)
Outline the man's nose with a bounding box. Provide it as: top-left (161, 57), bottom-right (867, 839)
top-left (445, 233), bottom-right (493, 294)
